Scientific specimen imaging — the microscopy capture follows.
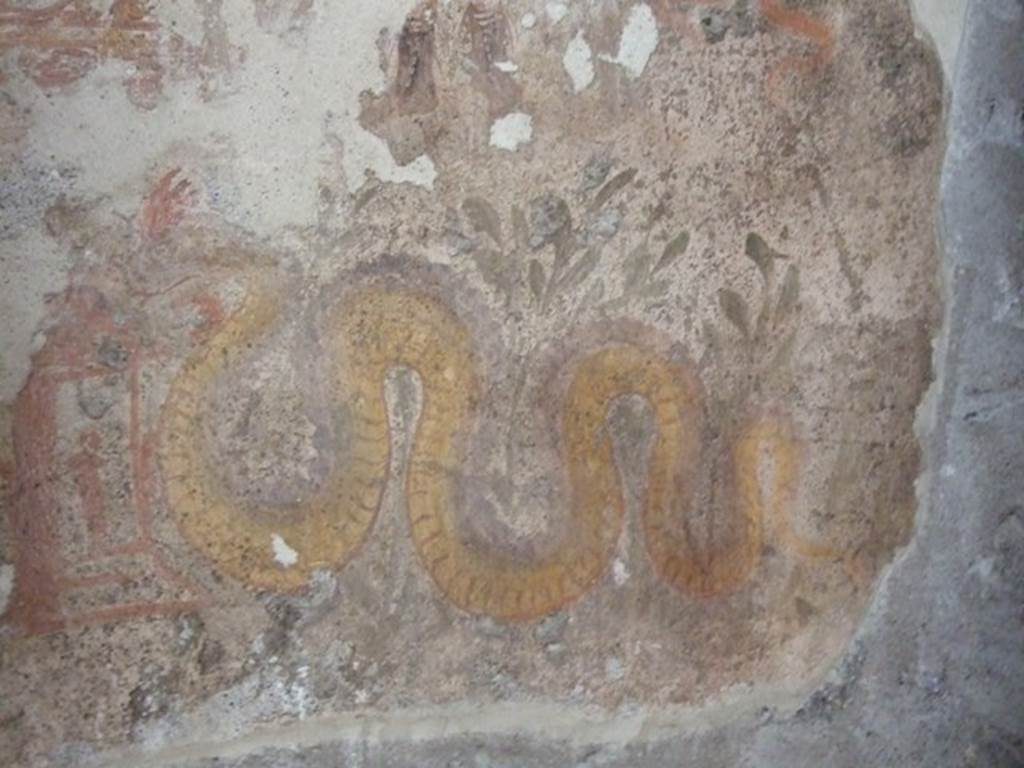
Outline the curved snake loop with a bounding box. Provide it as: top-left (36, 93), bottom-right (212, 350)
top-left (161, 284), bottom-right (816, 619)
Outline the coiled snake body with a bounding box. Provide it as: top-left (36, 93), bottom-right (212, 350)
top-left (161, 286), bottom-right (802, 620)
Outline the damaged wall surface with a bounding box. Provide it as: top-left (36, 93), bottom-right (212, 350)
top-left (0, 0), bottom-right (1020, 766)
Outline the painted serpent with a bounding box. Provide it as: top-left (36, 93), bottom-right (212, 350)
top-left (161, 284), bottom-right (825, 621)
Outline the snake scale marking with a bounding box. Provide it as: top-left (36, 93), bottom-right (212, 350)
top-left (160, 284), bottom-right (824, 621)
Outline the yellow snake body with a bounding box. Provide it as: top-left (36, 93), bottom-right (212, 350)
top-left (161, 286), bottom-right (800, 619)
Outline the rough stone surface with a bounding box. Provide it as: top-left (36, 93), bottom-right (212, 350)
top-left (0, 0), bottom-right (1020, 766)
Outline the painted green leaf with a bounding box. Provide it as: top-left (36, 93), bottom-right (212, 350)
top-left (463, 197), bottom-right (503, 246)
top-left (754, 291), bottom-right (772, 340)
top-left (472, 248), bottom-right (514, 296)
top-left (745, 232), bottom-right (785, 282)
top-left (552, 220), bottom-right (577, 275)
top-left (775, 264), bottom-right (800, 326)
top-left (589, 168), bottom-right (637, 213)
top-left (640, 278), bottom-right (671, 298)
top-left (512, 205), bottom-right (529, 251)
top-left (528, 260), bottom-right (546, 303)
top-left (622, 242), bottom-right (655, 293)
top-left (719, 288), bottom-right (751, 340)
top-left (654, 231), bottom-right (690, 273)
top-left (559, 247), bottom-right (602, 293)
top-left (768, 328), bottom-right (798, 373)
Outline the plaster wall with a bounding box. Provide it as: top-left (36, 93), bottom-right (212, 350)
top-left (0, 0), bottom-right (1021, 766)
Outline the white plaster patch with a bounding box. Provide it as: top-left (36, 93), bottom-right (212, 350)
top-left (271, 534), bottom-right (299, 568)
top-left (494, 60), bottom-right (519, 73)
top-left (545, 2), bottom-right (568, 24)
top-left (340, 127), bottom-right (437, 191)
top-left (612, 558), bottom-right (629, 586)
top-left (16, 0), bottom-right (432, 240)
top-left (0, 564), bottom-right (14, 616)
top-left (563, 30), bottom-right (595, 92)
top-left (521, 12), bottom-right (537, 29)
top-left (0, 228), bottom-right (74, 401)
top-left (489, 112), bottom-right (534, 151)
top-left (599, 2), bottom-right (659, 78)
top-left (0, 1), bottom-right (436, 402)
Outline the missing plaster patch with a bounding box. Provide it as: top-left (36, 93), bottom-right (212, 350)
top-left (271, 535), bottom-right (299, 568)
top-left (564, 31), bottom-right (595, 92)
top-left (342, 127), bottom-right (438, 191)
top-left (600, 2), bottom-right (659, 78)
top-left (546, 2), bottom-right (568, 24)
top-left (490, 112), bottom-right (534, 151)
top-left (612, 559), bottom-right (629, 586)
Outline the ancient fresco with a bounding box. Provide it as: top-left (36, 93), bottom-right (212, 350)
top-left (0, 0), bottom-right (241, 108)
top-left (162, 281), bottom-right (841, 618)
top-left (0, 0), bottom-right (943, 762)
